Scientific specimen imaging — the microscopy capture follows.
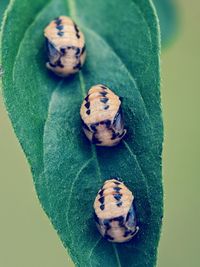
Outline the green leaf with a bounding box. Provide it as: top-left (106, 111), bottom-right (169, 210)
top-left (0, 0), bottom-right (9, 25)
top-left (1, 0), bottom-right (163, 266)
top-left (0, 0), bottom-right (59, 199)
top-left (153, 0), bottom-right (179, 47)
top-left (0, 0), bottom-right (9, 84)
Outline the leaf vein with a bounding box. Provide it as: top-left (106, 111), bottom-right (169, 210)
top-left (66, 157), bottom-right (94, 240)
top-left (88, 237), bottom-right (102, 267)
top-left (112, 244), bottom-right (122, 267)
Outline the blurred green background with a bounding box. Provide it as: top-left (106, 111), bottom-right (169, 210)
top-left (0, 0), bottom-right (199, 266)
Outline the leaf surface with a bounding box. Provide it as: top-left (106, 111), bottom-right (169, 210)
top-left (1, 0), bottom-right (163, 266)
top-left (0, 0), bottom-right (9, 25)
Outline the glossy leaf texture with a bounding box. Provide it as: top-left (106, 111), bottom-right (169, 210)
top-left (153, 0), bottom-right (179, 47)
top-left (1, 0), bottom-right (163, 267)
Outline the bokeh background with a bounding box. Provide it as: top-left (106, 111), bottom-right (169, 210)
top-left (0, 0), bottom-right (199, 266)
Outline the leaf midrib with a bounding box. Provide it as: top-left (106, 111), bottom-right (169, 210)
top-left (77, 70), bottom-right (123, 267)
top-left (68, 0), bottom-right (153, 261)
top-left (75, 49), bottom-right (150, 267)
top-left (57, 1), bottom-right (153, 265)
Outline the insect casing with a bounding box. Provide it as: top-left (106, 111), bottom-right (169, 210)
top-left (94, 178), bottom-right (139, 243)
top-left (80, 85), bottom-right (127, 146)
top-left (44, 16), bottom-right (86, 77)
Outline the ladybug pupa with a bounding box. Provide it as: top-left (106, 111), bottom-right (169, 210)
top-left (80, 85), bottom-right (127, 146)
top-left (44, 16), bottom-right (86, 77)
top-left (94, 178), bottom-right (139, 243)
